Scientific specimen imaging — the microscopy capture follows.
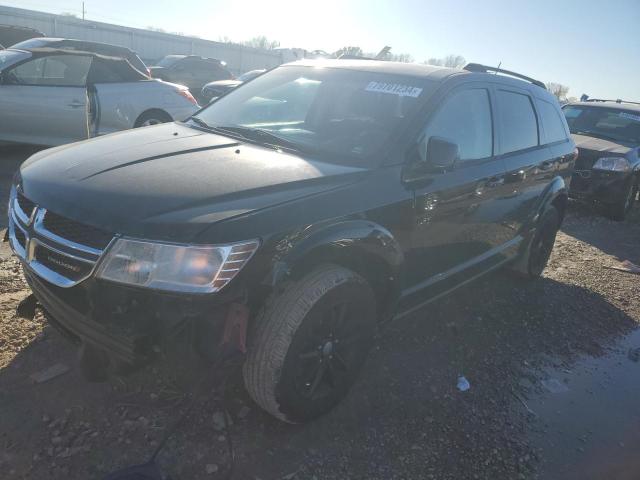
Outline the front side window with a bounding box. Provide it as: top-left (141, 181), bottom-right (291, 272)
top-left (538, 99), bottom-right (569, 144)
top-left (563, 105), bottom-right (640, 144)
top-left (6, 54), bottom-right (91, 87)
top-left (422, 88), bottom-right (493, 161)
top-left (497, 90), bottom-right (538, 154)
top-left (194, 66), bottom-right (434, 165)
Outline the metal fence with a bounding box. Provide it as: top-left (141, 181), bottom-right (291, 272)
top-left (0, 5), bottom-right (285, 75)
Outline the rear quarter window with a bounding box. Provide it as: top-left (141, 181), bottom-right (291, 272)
top-left (537, 99), bottom-right (569, 144)
top-left (496, 90), bottom-right (538, 154)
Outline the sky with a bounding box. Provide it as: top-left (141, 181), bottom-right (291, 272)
top-left (2, 0), bottom-right (639, 99)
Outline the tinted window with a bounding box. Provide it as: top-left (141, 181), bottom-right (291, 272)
top-left (538, 99), bottom-right (568, 143)
top-left (423, 88), bottom-right (493, 161)
top-left (497, 90), bottom-right (538, 154)
top-left (7, 54), bottom-right (91, 87)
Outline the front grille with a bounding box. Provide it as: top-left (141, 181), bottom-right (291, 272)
top-left (8, 192), bottom-right (114, 288)
top-left (14, 226), bottom-right (27, 249)
top-left (34, 243), bottom-right (95, 282)
top-left (43, 210), bottom-right (113, 250)
top-left (575, 148), bottom-right (599, 170)
top-left (16, 192), bottom-right (35, 219)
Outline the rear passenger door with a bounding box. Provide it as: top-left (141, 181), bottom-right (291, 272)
top-left (493, 87), bottom-right (553, 234)
top-left (404, 86), bottom-right (509, 289)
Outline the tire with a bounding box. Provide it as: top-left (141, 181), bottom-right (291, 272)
top-left (525, 206), bottom-right (560, 278)
top-left (134, 110), bottom-right (172, 128)
top-left (243, 265), bottom-right (376, 423)
top-left (606, 179), bottom-right (637, 221)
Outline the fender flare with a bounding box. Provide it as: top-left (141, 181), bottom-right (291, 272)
top-left (265, 219), bottom-right (405, 318)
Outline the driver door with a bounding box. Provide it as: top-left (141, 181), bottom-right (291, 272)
top-left (0, 54), bottom-right (91, 145)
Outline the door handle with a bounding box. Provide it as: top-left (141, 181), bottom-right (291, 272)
top-left (67, 101), bottom-right (85, 108)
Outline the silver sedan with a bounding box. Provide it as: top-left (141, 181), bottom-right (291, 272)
top-left (0, 46), bottom-right (199, 146)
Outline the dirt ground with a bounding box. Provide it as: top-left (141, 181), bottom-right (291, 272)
top-left (1, 146), bottom-right (639, 480)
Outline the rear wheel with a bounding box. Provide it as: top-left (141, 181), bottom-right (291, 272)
top-left (526, 206), bottom-right (560, 278)
top-left (243, 265), bottom-right (376, 423)
top-left (134, 110), bottom-right (172, 128)
top-left (606, 179), bottom-right (637, 221)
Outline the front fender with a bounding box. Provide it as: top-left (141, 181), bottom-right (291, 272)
top-left (265, 219), bottom-right (405, 317)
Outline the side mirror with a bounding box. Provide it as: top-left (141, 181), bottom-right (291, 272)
top-left (426, 136), bottom-right (459, 171)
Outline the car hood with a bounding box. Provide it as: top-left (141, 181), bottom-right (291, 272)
top-left (17, 123), bottom-right (368, 243)
top-left (571, 134), bottom-right (634, 169)
top-left (571, 133), bottom-right (633, 154)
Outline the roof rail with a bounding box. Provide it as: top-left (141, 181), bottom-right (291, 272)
top-left (584, 98), bottom-right (640, 106)
top-left (463, 63), bottom-right (546, 89)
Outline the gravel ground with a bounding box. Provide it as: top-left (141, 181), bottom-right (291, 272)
top-left (0, 147), bottom-right (639, 479)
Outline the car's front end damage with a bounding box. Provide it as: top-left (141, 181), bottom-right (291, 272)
top-left (6, 118), bottom-right (368, 380)
top-left (7, 185), bottom-right (256, 379)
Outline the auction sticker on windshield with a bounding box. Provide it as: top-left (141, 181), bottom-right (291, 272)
top-left (365, 81), bottom-right (423, 97)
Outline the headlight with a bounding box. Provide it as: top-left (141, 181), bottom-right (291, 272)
top-left (592, 157), bottom-right (631, 172)
top-left (96, 238), bottom-right (259, 293)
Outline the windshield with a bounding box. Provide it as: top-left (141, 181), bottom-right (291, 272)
top-left (563, 105), bottom-right (640, 144)
top-left (0, 49), bottom-right (31, 70)
top-left (193, 65), bottom-right (433, 165)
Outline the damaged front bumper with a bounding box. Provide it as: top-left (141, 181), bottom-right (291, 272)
top-left (23, 267), bottom-right (246, 379)
top-left (568, 169), bottom-right (632, 205)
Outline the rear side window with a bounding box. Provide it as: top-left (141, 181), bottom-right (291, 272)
top-left (496, 90), bottom-right (538, 154)
top-left (423, 88), bottom-right (493, 161)
top-left (7, 54), bottom-right (91, 87)
top-left (538, 99), bottom-right (568, 144)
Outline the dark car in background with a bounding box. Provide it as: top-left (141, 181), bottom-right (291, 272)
top-left (563, 99), bottom-right (640, 220)
top-left (150, 54), bottom-right (233, 103)
top-left (200, 68), bottom-right (266, 103)
top-left (9, 37), bottom-right (150, 77)
top-left (0, 24), bottom-right (43, 49)
top-left (8, 60), bottom-right (575, 423)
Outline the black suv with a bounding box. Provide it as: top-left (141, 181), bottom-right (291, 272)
top-left (562, 99), bottom-right (640, 220)
top-left (7, 60), bottom-right (576, 423)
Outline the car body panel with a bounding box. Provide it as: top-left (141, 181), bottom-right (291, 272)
top-left (91, 80), bottom-right (199, 135)
top-left (0, 84), bottom-right (88, 145)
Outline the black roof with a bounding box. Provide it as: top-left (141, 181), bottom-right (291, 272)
top-left (286, 59), bottom-right (551, 95)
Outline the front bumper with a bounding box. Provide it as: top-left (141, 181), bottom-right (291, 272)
top-left (23, 265), bottom-right (236, 376)
top-left (7, 187), bottom-right (245, 378)
top-left (568, 169), bottom-right (632, 204)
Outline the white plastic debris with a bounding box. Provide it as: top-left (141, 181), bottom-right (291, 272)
top-left (541, 378), bottom-right (569, 394)
top-left (456, 375), bottom-right (471, 392)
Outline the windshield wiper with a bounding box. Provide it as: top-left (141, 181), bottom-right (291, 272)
top-left (189, 117), bottom-right (213, 129)
top-left (213, 125), bottom-right (306, 153)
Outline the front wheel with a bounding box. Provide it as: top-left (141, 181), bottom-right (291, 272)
top-left (243, 265), bottom-right (376, 423)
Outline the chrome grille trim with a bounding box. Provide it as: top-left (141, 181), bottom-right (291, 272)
top-left (12, 196), bottom-right (34, 226)
top-left (7, 192), bottom-right (114, 288)
top-left (34, 209), bottom-right (104, 257)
